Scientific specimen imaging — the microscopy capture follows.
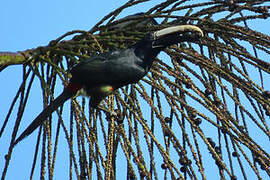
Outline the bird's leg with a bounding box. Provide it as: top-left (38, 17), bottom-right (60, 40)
top-left (97, 102), bottom-right (117, 117)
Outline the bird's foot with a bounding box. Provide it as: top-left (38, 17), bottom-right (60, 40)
top-left (97, 105), bottom-right (117, 117)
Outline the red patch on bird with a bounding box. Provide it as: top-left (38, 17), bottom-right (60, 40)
top-left (66, 82), bottom-right (83, 93)
top-left (109, 86), bottom-right (114, 91)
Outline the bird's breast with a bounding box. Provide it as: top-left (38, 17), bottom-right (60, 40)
top-left (84, 85), bottom-right (115, 97)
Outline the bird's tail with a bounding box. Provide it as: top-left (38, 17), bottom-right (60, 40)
top-left (13, 90), bottom-right (74, 145)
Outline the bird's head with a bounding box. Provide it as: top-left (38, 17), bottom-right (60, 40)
top-left (147, 25), bottom-right (204, 49)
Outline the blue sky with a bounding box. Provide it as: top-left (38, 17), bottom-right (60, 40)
top-left (1, 0), bottom-right (270, 179)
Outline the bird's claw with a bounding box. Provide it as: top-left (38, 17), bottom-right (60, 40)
top-left (97, 105), bottom-right (117, 117)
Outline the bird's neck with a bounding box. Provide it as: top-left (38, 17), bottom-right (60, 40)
top-left (133, 40), bottom-right (162, 69)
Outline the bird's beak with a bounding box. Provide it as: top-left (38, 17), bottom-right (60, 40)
top-left (152, 25), bottom-right (203, 48)
top-left (154, 25), bottom-right (203, 38)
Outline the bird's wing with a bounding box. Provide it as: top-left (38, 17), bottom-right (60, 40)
top-left (70, 49), bottom-right (146, 87)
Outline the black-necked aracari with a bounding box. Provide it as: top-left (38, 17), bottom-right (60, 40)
top-left (14, 25), bottom-right (203, 145)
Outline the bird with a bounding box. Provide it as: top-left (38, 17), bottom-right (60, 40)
top-left (14, 24), bottom-right (203, 145)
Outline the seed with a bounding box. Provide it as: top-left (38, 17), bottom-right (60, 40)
top-left (164, 117), bottom-right (172, 123)
top-left (4, 154), bottom-right (9, 160)
top-left (161, 163), bottom-right (168, 169)
top-left (164, 128), bottom-right (171, 137)
top-left (232, 151), bottom-right (239, 157)
top-left (194, 118), bottom-right (202, 125)
top-left (179, 157), bottom-right (187, 165)
top-left (185, 83), bottom-right (192, 89)
top-left (180, 166), bottom-right (186, 172)
top-left (262, 90), bottom-right (270, 99)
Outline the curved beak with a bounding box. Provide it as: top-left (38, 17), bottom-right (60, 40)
top-left (154, 25), bottom-right (203, 39)
top-left (152, 25), bottom-right (203, 48)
